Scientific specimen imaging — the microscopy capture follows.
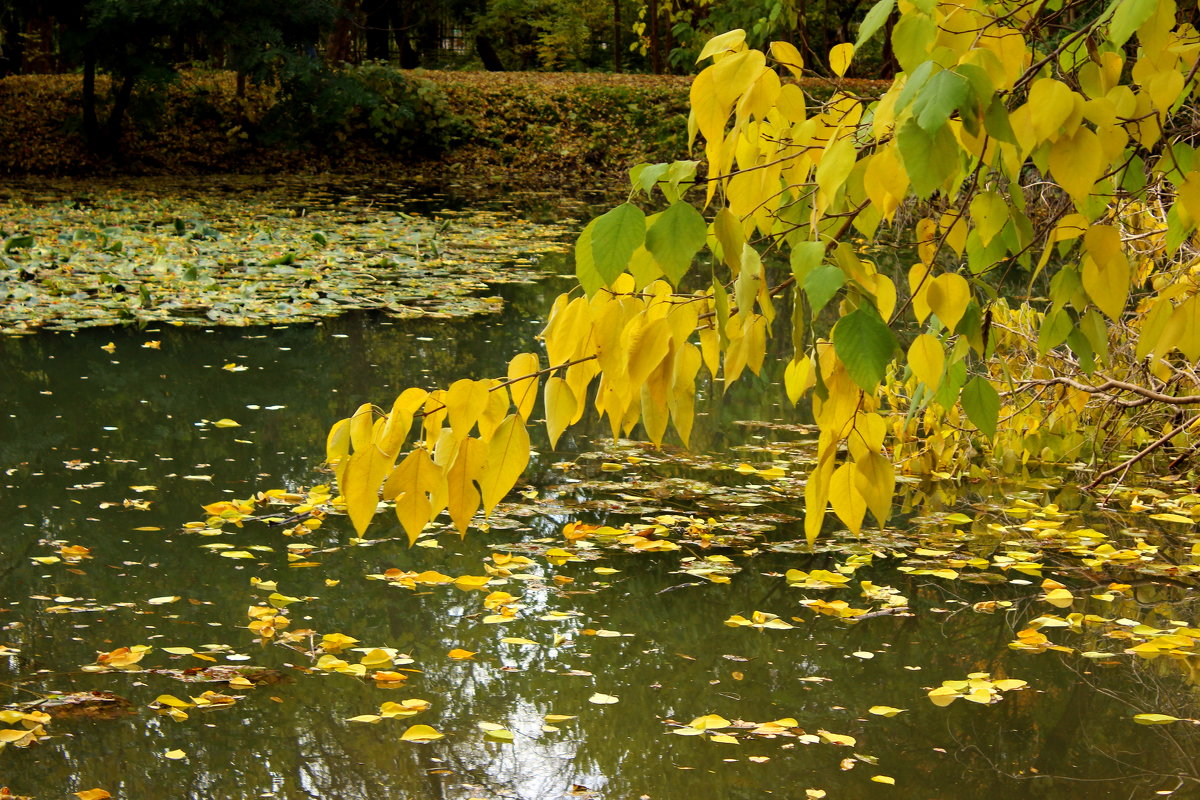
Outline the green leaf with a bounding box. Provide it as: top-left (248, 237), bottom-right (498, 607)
top-left (590, 202), bottom-right (646, 286)
top-left (855, 0), bottom-right (896, 49)
top-left (645, 202), bottom-right (708, 285)
top-left (1108, 0), bottom-right (1157, 47)
top-left (913, 69), bottom-right (970, 132)
top-left (574, 219), bottom-right (602, 297)
top-left (934, 359), bottom-right (968, 408)
top-left (891, 12), bottom-right (937, 73)
top-left (895, 60), bottom-right (936, 113)
top-left (897, 118), bottom-right (959, 198)
top-left (630, 162), bottom-right (669, 196)
top-left (960, 375), bottom-right (999, 437)
top-left (1037, 307), bottom-right (1073, 354)
top-left (804, 264), bottom-right (845, 314)
top-left (832, 307), bottom-right (897, 391)
top-left (4, 235), bottom-right (34, 252)
top-left (790, 241), bottom-right (826, 285)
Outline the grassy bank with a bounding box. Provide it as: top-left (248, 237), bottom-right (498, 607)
top-left (0, 69), bottom-right (887, 193)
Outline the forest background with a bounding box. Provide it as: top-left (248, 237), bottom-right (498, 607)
top-left (0, 0), bottom-right (890, 184)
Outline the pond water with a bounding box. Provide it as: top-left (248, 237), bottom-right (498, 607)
top-left (1, 182), bottom-right (1200, 800)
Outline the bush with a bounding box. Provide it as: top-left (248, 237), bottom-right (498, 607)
top-left (261, 61), bottom-right (464, 155)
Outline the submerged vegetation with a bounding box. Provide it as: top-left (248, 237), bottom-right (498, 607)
top-left (0, 179), bottom-right (573, 333)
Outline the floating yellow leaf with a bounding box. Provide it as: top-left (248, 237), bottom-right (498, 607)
top-left (453, 575), bottom-right (491, 591)
top-left (687, 714), bottom-right (731, 730)
top-left (347, 714), bottom-right (383, 723)
top-left (868, 706), bottom-right (905, 717)
top-left (164, 749), bottom-right (186, 760)
top-left (588, 693), bottom-right (619, 704)
top-left (399, 724), bottom-right (444, 741)
top-left (447, 648), bottom-right (476, 660)
top-left (871, 775), bottom-right (895, 785)
top-left (74, 791), bottom-right (111, 800)
top-left (816, 729), bottom-right (856, 746)
top-left (1133, 713), bottom-right (1182, 725)
top-left (212, 418), bottom-right (240, 428)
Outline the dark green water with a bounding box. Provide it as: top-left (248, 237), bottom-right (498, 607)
top-left (1, 208), bottom-right (1199, 799)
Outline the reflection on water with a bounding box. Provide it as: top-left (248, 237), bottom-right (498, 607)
top-left (0, 239), bottom-right (1198, 799)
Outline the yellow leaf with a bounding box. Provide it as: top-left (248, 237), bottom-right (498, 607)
top-left (383, 448), bottom-right (445, 545)
top-left (1048, 127), bottom-right (1102, 205)
top-left (769, 40), bottom-right (804, 78)
top-left (588, 693), bottom-right (619, 704)
top-left (696, 29), bottom-right (746, 63)
top-left (506, 353), bottom-right (541, 420)
top-left (483, 726), bottom-right (514, 742)
top-left (817, 729), bottom-right (856, 746)
top-left (399, 724), bottom-right (444, 741)
top-left (829, 43), bottom-right (854, 77)
top-left (212, 418), bottom-right (240, 428)
top-left (445, 437), bottom-right (487, 534)
top-left (1042, 588), bottom-right (1075, 608)
top-left (1133, 713), bottom-right (1181, 725)
top-left (687, 714), bottom-right (731, 730)
top-left (784, 356), bottom-right (816, 405)
top-left (907, 334), bottom-right (944, 390)
top-left (544, 377), bottom-right (577, 449)
top-left (928, 686), bottom-right (960, 707)
top-left (868, 706), bottom-right (906, 717)
top-left (926, 273), bottom-right (970, 331)
top-left (871, 775), bottom-right (895, 785)
top-left (447, 648), bottom-right (476, 660)
top-left (74, 791), bottom-right (112, 800)
top-left (453, 575), bottom-right (491, 591)
top-left (164, 749), bottom-right (186, 760)
top-left (154, 694), bottom-right (194, 709)
top-left (479, 414), bottom-right (530, 515)
top-left (709, 733), bottom-right (740, 744)
top-left (829, 462), bottom-right (866, 534)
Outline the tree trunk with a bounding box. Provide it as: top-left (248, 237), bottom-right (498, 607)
top-left (103, 71), bottom-right (137, 157)
top-left (363, 0), bottom-right (392, 61)
top-left (613, 0), bottom-right (622, 72)
top-left (82, 48), bottom-right (101, 150)
top-left (475, 34), bottom-right (505, 71)
top-left (325, 0), bottom-right (358, 65)
top-left (647, 0), bottom-right (662, 74)
top-left (395, 1), bottom-right (420, 68)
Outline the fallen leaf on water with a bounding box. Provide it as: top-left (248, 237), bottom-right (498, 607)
top-left (1133, 713), bottom-right (1182, 725)
top-left (164, 749), bottom-right (186, 760)
top-left (447, 649), bottom-right (476, 660)
top-left (871, 775), bottom-right (895, 785)
top-left (588, 693), bottom-right (619, 704)
top-left (868, 706), bottom-right (906, 717)
top-left (74, 792), bottom-right (111, 800)
top-left (399, 724), bottom-right (444, 741)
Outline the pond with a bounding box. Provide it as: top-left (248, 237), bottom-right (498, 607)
top-left (1, 179), bottom-right (1199, 800)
